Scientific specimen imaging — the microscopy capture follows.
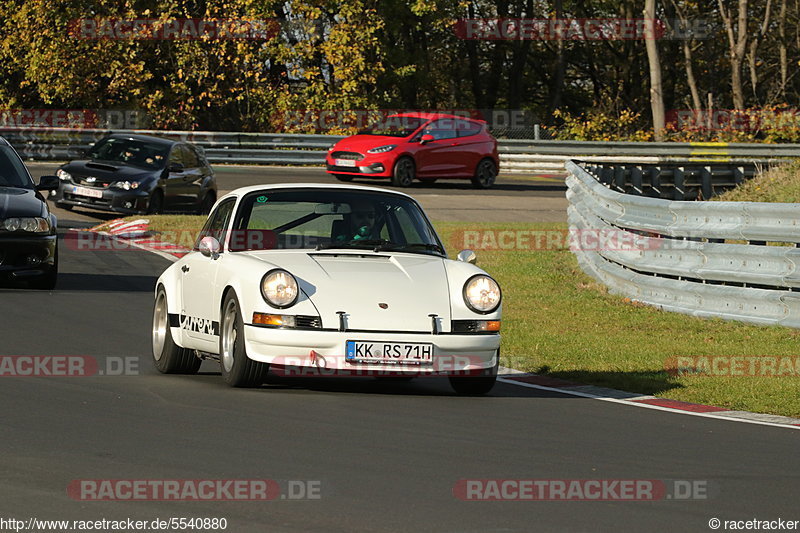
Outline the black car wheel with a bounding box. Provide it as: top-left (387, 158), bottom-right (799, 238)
top-left (471, 159), bottom-right (497, 189)
top-left (146, 189), bottom-right (164, 215)
top-left (198, 193), bottom-right (215, 215)
top-left (449, 350), bottom-right (499, 396)
top-left (392, 157), bottom-right (415, 187)
top-left (219, 292), bottom-right (269, 387)
top-left (152, 287), bottom-right (201, 374)
top-left (29, 247), bottom-right (58, 290)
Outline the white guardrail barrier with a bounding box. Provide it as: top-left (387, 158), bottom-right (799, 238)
top-left (566, 160), bottom-right (800, 328)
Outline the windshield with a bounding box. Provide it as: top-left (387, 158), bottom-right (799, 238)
top-left (227, 189), bottom-right (444, 255)
top-left (0, 146), bottom-right (34, 189)
top-left (358, 116), bottom-right (425, 137)
top-left (88, 137), bottom-right (170, 169)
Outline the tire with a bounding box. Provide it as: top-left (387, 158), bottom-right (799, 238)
top-left (219, 292), bottom-right (269, 387)
top-left (334, 174), bottom-right (354, 182)
top-left (471, 158), bottom-right (497, 189)
top-left (146, 189), bottom-right (164, 215)
top-left (392, 157), bottom-right (415, 187)
top-left (448, 350), bottom-right (499, 396)
top-left (55, 202), bottom-right (73, 211)
top-left (29, 246), bottom-right (58, 290)
top-left (198, 193), bottom-right (215, 215)
top-left (152, 287), bottom-right (201, 374)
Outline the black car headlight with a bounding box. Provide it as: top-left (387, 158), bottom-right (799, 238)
top-left (56, 169), bottom-right (72, 181)
top-left (463, 275), bottom-right (501, 314)
top-left (2, 217), bottom-right (51, 233)
top-left (110, 181), bottom-right (140, 190)
top-left (261, 269), bottom-right (299, 308)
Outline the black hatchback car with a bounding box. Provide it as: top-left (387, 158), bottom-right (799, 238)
top-left (50, 134), bottom-right (217, 215)
top-left (0, 137), bottom-right (59, 289)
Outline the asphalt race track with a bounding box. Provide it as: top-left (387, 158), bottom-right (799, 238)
top-left (1, 168), bottom-right (798, 533)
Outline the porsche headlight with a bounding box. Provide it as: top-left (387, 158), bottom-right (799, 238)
top-left (367, 144), bottom-right (396, 154)
top-left (261, 269), bottom-right (299, 308)
top-left (2, 217), bottom-right (51, 233)
top-left (463, 275), bottom-right (501, 314)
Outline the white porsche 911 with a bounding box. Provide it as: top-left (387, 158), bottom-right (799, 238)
top-left (151, 184), bottom-right (501, 395)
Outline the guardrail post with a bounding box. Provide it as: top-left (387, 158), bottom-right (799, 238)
top-left (648, 166), bottom-right (661, 197)
top-left (614, 165), bottom-right (626, 192)
top-left (600, 166), bottom-right (613, 186)
top-left (734, 165), bottom-right (745, 185)
top-left (673, 166), bottom-right (685, 200)
top-left (631, 166), bottom-right (643, 195)
top-left (701, 166), bottom-right (713, 200)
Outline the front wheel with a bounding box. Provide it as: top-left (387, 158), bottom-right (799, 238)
top-left (152, 287), bottom-right (201, 374)
top-left (471, 159), bottom-right (497, 189)
top-left (146, 189), bottom-right (164, 215)
top-left (392, 157), bottom-right (415, 187)
top-left (219, 292), bottom-right (269, 387)
top-left (29, 247), bottom-right (58, 290)
top-left (449, 351), bottom-right (498, 395)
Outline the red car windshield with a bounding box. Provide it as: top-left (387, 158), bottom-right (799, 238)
top-left (359, 116), bottom-right (425, 137)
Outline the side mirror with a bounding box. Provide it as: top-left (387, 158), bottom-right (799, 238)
top-left (456, 249), bottom-right (477, 264)
top-left (36, 175), bottom-right (59, 191)
top-left (168, 162), bottom-right (184, 173)
top-left (420, 134), bottom-right (435, 145)
top-left (198, 236), bottom-right (221, 258)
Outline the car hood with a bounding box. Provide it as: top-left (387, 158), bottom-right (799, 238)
top-left (0, 187), bottom-right (46, 218)
top-left (62, 160), bottom-right (158, 181)
top-left (332, 134), bottom-right (408, 154)
top-left (243, 250), bottom-right (451, 332)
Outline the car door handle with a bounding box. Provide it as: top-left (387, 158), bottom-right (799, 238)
top-left (181, 265), bottom-right (190, 273)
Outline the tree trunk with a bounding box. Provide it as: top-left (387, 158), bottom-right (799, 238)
top-left (718, 0), bottom-right (749, 109)
top-left (747, 0), bottom-right (773, 102)
top-left (644, 0), bottom-right (665, 140)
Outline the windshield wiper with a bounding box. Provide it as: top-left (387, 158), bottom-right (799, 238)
top-left (374, 243), bottom-right (445, 255)
top-left (315, 239), bottom-right (393, 251)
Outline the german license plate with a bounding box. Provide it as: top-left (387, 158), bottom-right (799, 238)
top-left (335, 159), bottom-right (357, 167)
top-left (346, 341), bottom-right (433, 364)
top-left (72, 186), bottom-right (103, 199)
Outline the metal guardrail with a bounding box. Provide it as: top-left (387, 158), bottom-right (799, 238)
top-left (2, 127), bottom-right (799, 175)
top-left (566, 160), bottom-right (800, 328)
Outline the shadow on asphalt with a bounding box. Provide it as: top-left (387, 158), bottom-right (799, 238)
top-left (184, 370), bottom-right (579, 398)
top-left (346, 177), bottom-right (567, 193)
top-left (54, 272), bottom-right (157, 292)
top-left (531, 368), bottom-right (684, 397)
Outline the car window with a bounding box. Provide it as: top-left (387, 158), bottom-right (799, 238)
top-left (181, 145), bottom-right (200, 168)
top-left (168, 145), bottom-right (186, 168)
top-left (230, 189), bottom-right (443, 254)
top-left (423, 119), bottom-right (458, 141)
top-left (457, 120), bottom-right (483, 138)
top-left (88, 137), bottom-right (168, 169)
top-left (196, 198), bottom-right (236, 249)
top-left (187, 145), bottom-right (205, 168)
top-left (0, 146), bottom-right (34, 189)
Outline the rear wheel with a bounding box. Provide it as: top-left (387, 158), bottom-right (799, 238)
top-left (334, 174), bottom-right (354, 182)
top-left (198, 193), bottom-right (215, 215)
top-left (392, 157), bottom-right (415, 187)
top-left (449, 350), bottom-right (498, 395)
top-left (146, 189), bottom-right (164, 214)
top-left (152, 287), bottom-right (201, 374)
top-left (471, 159), bottom-right (497, 189)
top-left (219, 292), bottom-right (269, 387)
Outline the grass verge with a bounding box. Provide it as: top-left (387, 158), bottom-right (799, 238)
top-left (107, 215), bottom-right (800, 417)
